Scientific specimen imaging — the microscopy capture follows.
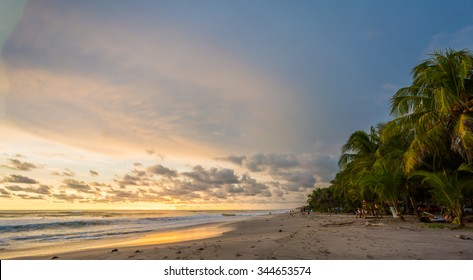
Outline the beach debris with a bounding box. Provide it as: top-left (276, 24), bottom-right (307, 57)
top-left (51, 256), bottom-right (59, 259)
top-left (176, 250), bottom-right (182, 254)
top-left (454, 234), bottom-right (472, 240)
top-left (250, 246), bottom-right (256, 248)
top-left (135, 250), bottom-right (142, 253)
top-left (198, 247), bottom-right (204, 251)
top-left (236, 253), bottom-right (242, 257)
top-left (364, 222), bottom-right (385, 227)
top-left (278, 229), bottom-right (283, 232)
top-left (321, 221), bottom-right (354, 227)
top-left (111, 248), bottom-right (119, 253)
top-left (396, 226), bottom-right (418, 231)
top-left (367, 255), bottom-right (374, 259)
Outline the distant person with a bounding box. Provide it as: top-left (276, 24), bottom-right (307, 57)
top-left (374, 203), bottom-right (381, 218)
top-left (355, 208), bottom-right (362, 218)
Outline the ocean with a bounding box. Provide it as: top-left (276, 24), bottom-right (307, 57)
top-left (0, 209), bottom-right (283, 259)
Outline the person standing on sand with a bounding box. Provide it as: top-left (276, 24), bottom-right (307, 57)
top-left (355, 208), bottom-right (362, 218)
top-left (374, 203), bottom-right (382, 218)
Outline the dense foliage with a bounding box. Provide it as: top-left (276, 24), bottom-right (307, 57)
top-left (308, 49), bottom-right (473, 226)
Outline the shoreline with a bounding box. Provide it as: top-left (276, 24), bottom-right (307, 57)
top-left (1, 220), bottom-right (238, 260)
top-left (8, 212), bottom-right (473, 260)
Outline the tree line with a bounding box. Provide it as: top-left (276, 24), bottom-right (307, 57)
top-left (307, 49), bottom-right (473, 226)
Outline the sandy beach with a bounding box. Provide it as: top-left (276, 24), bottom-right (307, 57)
top-left (11, 212), bottom-right (473, 260)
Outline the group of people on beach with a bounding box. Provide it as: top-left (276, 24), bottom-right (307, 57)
top-left (301, 206), bottom-right (312, 215)
top-left (355, 200), bottom-right (382, 218)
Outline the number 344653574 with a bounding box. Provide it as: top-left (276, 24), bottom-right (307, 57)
top-left (257, 266), bottom-right (311, 276)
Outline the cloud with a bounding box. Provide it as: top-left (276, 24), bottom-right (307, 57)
top-left (1, 174), bottom-right (39, 184)
top-left (426, 25), bottom-right (473, 54)
top-left (242, 153), bottom-right (299, 172)
top-left (220, 152), bottom-right (337, 185)
top-left (5, 184), bottom-right (51, 195)
top-left (51, 168), bottom-right (75, 177)
top-left (13, 194), bottom-right (45, 200)
top-left (0, 188), bottom-right (11, 198)
top-left (89, 170), bottom-right (99, 176)
top-left (182, 166), bottom-right (239, 186)
top-left (217, 155), bottom-right (246, 166)
top-left (2, 158), bottom-right (41, 171)
top-left (62, 179), bottom-right (96, 194)
top-left (52, 191), bottom-right (85, 202)
top-left (115, 169), bottom-right (150, 188)
top-left (237, 175), bottom-right (272, 197)
top-left (2, 1), bottom-right (304, 157)
top-left (147, 164), bottom-right (177, 178)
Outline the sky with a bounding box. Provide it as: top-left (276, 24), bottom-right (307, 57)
top-left (1, 0), bottom-right (473, 210)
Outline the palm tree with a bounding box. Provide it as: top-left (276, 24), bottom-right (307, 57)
top-left (359, 160), bottom-right (405, 219)
top-left (307, 187), bottom-right (336, 213)
top-left (389, 49), bottom-right (473, 173)
top-left (338, 127), bottom-right (379, 171)
top-left (411, 164), bottom-right (473, 226)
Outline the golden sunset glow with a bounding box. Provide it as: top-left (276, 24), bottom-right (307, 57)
top-left (2, 0), bottom-right (473, 211)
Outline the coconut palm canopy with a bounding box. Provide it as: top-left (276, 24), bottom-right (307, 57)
top-left (309, 49), bottom-right (473, 226)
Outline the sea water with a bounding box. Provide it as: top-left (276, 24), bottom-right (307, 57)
top-left (0, 209), bottom-right (283, 259)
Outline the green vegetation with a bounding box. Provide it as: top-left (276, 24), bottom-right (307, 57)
top-left (308, 49), bottom-right (473, 226)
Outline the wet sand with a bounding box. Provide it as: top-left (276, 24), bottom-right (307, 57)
top-left (11, 212), bottom-right (473, 260)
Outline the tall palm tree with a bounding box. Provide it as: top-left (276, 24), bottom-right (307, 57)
top-left (389, 49), bottom-right (473, 173)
